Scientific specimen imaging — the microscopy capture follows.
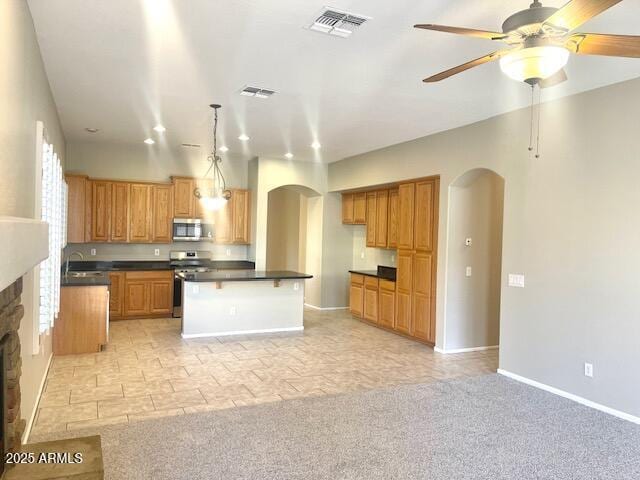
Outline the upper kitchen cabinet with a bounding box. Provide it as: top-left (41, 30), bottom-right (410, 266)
top-left (194, 178), bottom-right (214, 220)
top-left (375, 190), bottom-right (389, 248)
top-left (365, 192), bottom-right (377, 247)
top-left (152, 185), bottom-right (173, 243)
top-left (172, 177), bottom-right (195, 218)
top-left (129, 184), bottom-right (153, 243)
top-left (387, 189), bottom-right (399, 249)
top-left (341, 193), bottom-right (366, 225)
top-left (90, 180), bottom-right (112, 242)
top-left (397, 182), bottom-right (415, 250)
top-left (110, 182), bottom-right (130, 242)
top-left (414, 179), bottom-right (436, 252)
top-left (232, 189), bottom-right (251, 244)
top-left (65, 174), bottom-right (88, 243)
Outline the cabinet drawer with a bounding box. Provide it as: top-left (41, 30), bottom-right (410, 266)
top-left (125, 270), bottom-right (173, 280)
top-left (364, 276), bottom-right (379, 289)
top-left (379, 279), bottom-right (396, 292)
top-left (350, 273), bottom-right (364, 285)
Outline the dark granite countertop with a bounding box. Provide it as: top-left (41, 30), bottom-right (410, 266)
top-left (66, 260), bottom-right (256, 272)
top-left (177, 270), bottom-right (312, 283)
top-left (349, 266), bottom-right (396, 282)
top-left (61, 272), bottom-right (111, 287)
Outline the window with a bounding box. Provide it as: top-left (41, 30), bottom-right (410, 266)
top-left (38, 127), bottom-right (67, 334)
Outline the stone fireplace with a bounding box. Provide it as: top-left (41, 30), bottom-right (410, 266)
top-left (0, 278), bottom-right (26, 475)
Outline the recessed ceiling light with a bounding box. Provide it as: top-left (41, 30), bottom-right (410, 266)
top-left (153, 124), bottom-right (166, 133)
top-left (285, 152), bottom-right (294, 159)
top-left (220, 146), bottom-right (229, 152)
top-left (144, 138), bottom-right (155, 145)
top-left (85, 128), bottom-right (99, 133)
top-left (311, 141), bottom-right (321, 150)
top-left (238, 134), bottom-right (250, 141)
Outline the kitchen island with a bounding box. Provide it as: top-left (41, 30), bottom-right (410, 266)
top-left (177, 270), bottom-right (312, 338)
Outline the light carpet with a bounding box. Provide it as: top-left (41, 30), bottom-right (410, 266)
top-left (32, 374), bottom-right (640, 479)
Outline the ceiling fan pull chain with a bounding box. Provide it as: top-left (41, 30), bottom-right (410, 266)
top-left (535, 85), bottom-right (542, 159)
top-left (528, 84), bottom-right (535, 152)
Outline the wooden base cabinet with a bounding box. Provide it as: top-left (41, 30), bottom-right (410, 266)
top-left (378, 279), bottom-right (396, 329)
top-left (349, 274), bottom-right (364, 317)
top-left (109, 270), bottom-right (173, 320)
top-left (363, 276), bottom-right (378, 323)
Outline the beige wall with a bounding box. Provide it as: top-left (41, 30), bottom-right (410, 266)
top-left (445, 170), bottom-right (504, 351)
top-left (329, 77), bottom-right (640, 418)
top-left (66, 141), bottom-right (248, 187)
top-left (0, 0), bottom-right (66, 441)
top-left (266, 187), bottom-right (303, 271)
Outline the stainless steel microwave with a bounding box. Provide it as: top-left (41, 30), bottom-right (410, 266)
top-left (172, 219), bottom-right (214, 242)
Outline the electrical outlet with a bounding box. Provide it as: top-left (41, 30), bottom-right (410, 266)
top-left (465, 266), bottom-right (472, 277)
top-left (226, 248), bottom-right (231, 257)
top-left (90, 248), bottom-right (96, 256)
top-left (229, 306), bottom-right (237, 315)
top-left (584, 363), bottom-right (593, 378)
top-left (293, 282), bottom-right (299, 291)
top-left (391, 254), bottom-right (395, 263)
top-left (360, 251), bottom-right (365, 259)
top-left (154, 248), bottom-right (160, 256)
top-left (192, 284), bottom-right (199, 294)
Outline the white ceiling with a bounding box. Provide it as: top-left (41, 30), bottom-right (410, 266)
top-left (28, 0), bottom-right (640, 163)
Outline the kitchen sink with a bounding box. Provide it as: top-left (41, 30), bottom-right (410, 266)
top-left (65, 271), bottom-right (104, 278)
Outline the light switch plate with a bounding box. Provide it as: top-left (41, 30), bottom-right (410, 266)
top-left (584, 363), bottom-right (593, 378)
top-left (508, 274), bottom-right (525, 288)
top-left (465, 266), bottom-right (472, 277)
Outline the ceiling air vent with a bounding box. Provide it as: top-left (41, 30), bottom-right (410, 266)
top-left (309, 7), bottom-right (371, 38)
top-left (240, 86), bottom-right (276, 99)
top-left (180, 143), bottom-right (201, 148)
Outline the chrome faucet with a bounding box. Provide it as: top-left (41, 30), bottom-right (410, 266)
top-left (65, 251), bottom-right (85, 276)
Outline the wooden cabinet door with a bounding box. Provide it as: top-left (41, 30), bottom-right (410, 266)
top-left (124, 281), bottom-right (150, 317)
top-left (395, 250), bottom-right (413, 334)
top-left (375, 190), bottom-right (388, 248)
top-left (129, 184), bottom-right (153, 242)
top-left (65, 175), bottom-right (87, 243)
top-left (153, 185), bottom-right (173, 243)
top-left (108, 272), bottom-right (125, 318)
top-left (232, 190), bottom-right (250, 244)
top-left (111, 183), bottom-right (130, 242)
top-left (215, 196), bottom-right (233, 243)
top-left (353, 193), bottom-right (367, 224)
top-left (342, 193), bottom-right (354, 224)
top-left (378, 285), bottom-right (395, 329)
top-left (349, 284), bottom-right (364, 317)
top-left (387, 189), bottom-right (399, 249)
top-left (366, 192), bottom-right (377, 247)
top-left (91, 181), bottom-right (111, 242)
top-left (397, 183), bottom-right (415, 250)
top-left (414, 180), bottom-right (435, 252)
top-left (173, 178), bottom-right (195, 218)
top-left (364, 278), bottom-right (379, 323)
top-left (413, 253), bottom-right (434, 342)
top-left (150, 279), bottom-right (173, 315)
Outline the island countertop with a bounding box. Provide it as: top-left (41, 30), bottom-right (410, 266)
top-left (177, 270), bottom-right (312, 282)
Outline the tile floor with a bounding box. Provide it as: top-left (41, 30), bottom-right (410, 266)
top-left (32, 309), bottom-right (498, 436)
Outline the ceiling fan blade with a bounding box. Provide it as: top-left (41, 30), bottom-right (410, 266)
top-left (414, 24), bottom-right (507, 41)
top-left (566, 32), bottom-right (640, 57)
top-left (542, 0), bottom-right (623, 33)
top-left (423, 50), bottom-right (512, 83)
top-left (539, 69), bottom-right (568, 88)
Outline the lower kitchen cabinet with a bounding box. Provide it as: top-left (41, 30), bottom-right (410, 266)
top-left (109, 270), bottom-right (173, 319)
top-left (363, 276), bottom-right (378, 323)
top-left (54, 286), bottom-right (109, 355)
top-left (349, 274), bottom-right (364, 317)
top-left (378, 279), bottom-right (396, 329)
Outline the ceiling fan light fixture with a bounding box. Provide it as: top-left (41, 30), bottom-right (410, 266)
top-left (499, 46), bottom-right (569, 84)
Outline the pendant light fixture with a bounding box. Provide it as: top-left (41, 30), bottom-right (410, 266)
top-left (194, 104), bottom-right (231, 211)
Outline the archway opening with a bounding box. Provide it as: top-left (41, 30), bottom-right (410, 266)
top-left (444, 169), bottom-right (505, 352)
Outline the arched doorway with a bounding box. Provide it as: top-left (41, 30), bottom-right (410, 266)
top-left (265, 184), bottom-right (322, 306)
top-left (443, 168), bottom-right (505, 352)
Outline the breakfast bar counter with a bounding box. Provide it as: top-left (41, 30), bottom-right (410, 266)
top-left (178, 270), bottom-right (312, 338)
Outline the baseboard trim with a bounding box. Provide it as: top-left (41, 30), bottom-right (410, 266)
top-left (435, 345), bottom-right (499, 354)
top-left (24, 352), bottom-right (53, 444)
top-left (181, 326), bottom-right (304, 339)
top-left (498, 368), bottom-right (640, 425)
top-left (304, 304), bottom-right (349, 311)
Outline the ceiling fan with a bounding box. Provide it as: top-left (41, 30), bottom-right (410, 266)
top-left (415, 0), bottom-right (640, 87)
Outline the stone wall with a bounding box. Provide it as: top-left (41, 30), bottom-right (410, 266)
top-left (0, 278), bottom-right (25, 451)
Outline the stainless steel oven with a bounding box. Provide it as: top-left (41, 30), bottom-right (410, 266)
top-left (172, 219), bottom-right (214, 242)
